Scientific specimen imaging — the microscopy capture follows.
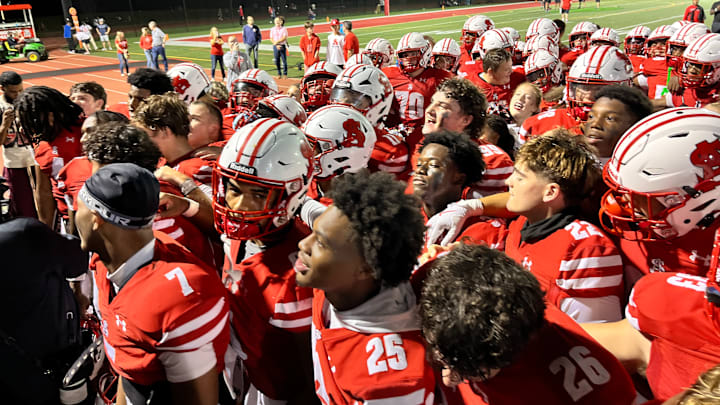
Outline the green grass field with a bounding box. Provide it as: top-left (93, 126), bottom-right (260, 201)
top-left (87, 0), bottom-right (695, 79)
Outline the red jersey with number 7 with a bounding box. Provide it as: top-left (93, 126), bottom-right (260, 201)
top-left (455, 305), bottom-right (635, 405)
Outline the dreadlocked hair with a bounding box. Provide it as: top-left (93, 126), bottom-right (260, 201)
top-left (14, 86), bottom-right (83, 144)
top-left (328, 171), bottom-right (425, 286)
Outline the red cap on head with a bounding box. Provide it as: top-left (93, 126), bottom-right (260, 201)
top-left (331, 18), bottom-right (340, 25)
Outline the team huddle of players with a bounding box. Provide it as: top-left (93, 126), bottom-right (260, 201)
top-left (17, 10), bottom-right (720, 405)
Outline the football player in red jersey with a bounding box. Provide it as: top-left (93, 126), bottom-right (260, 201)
top-left (459, 15), bottom-right (495, 65)
top-left (106, 67), bottom-right (174, 119)
top-left (188, 100), bottom-right (223, 149)
top-left (75, 163), bottom-right (230, 405)
top-left (224, 69), bottom-right (278, 138)
top-left (636, 25), bottom-right (676, 98)
top-left (624, 25), bottom-right (651, 72)
top-left (662, 33), bottom-right (720, 108)
top-left (300, 61), bottom-right (343, 113)
top-left (212, 118), bottom-right (318, 404)
top-left (466, 48), bottom-right (525, 115)
top-left (382, 32), bottom-right (453, 157)
top-left (15, 86), bottom-right (84, 228)
top-left (422, 77), bottom-right (514, 196)
top-left (561, 21), bottom-right (598, 68)
top-left (296, 171), bottom-right (436, 404)
top-left (422, 243), bottom-right (636, 405)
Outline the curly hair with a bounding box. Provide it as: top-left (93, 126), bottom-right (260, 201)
top-left (82, 123), bottom-right (161, 172)
top-left (70, 81), bottom-right (107, 107)
top-left (14, 86), bottom-right (83, 143)
top-left (419, 130), bottom-right (486, 187)
top-left (515, 129), bottom-right (601, 207)
top-left (594, 84), bottom-right (652, 123)
top-left (328, 171), bottom-right (425, 286)
top-left (421, 243), bottom-right (546, 380)
top-left (436, 77), bottom-right (487, 139)
top-left (127, 67), bottom-right (174, 95)
top-left (134, 93), bottom-right (190, 137)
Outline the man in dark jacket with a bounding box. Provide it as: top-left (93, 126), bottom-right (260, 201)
top-left (243, 16), bottom-right (261, 68)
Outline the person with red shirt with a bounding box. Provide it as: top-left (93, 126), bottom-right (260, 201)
top-left (663, 33), bottom-right (720, 108)
top-left (560, 0), bottom-right (571, 23)
top-left (343, 20), bottom-right (359, 60)
top-left (209, 26), bottom-right (226, 80)
top-left (684, 0), bottom-right (706, 22)
top-left (466, 48), bottom-right (525, 116)
top-left (140, 27), bottom-right (153, 67)
top-left (297, 171), bottom-right (437, 404)
top-left (299, 21), bottom-right (321, 68)
top-left (115, 30), bottom-right (129, 76)
top-left (14, 86), bottom-right (84, 228)
top-left (421, 243), bottom-right (636, 405)
top-left (75, 163), bottom-right (230, 405)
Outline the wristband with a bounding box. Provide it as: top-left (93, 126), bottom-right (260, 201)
top-left (180, 178), bottom-right (199, 196)
top-left (182, 198), bottom-right (200, 218)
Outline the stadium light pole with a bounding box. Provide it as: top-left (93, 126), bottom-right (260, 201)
top-left (182, 0), bottom-right (190, 30)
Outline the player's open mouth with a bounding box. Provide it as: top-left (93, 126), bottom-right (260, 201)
top-left (294, 256), bottom-right (310, 275)
top-left (426, 115), bottom-right (436, 124)
top-left (513, 101), bottom-right (525, 111)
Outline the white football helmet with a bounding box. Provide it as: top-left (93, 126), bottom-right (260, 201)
top-left (624, 25), bottom-right (651, 55)
top-left (567, 45), bottom-right (633, 121)
top-left (431, 38), bottom-right (462, 72)
top-left (301, 61), bottom-right (343, 109)
top-left (501, 27), bottom-right (520, 43)
top-left (569, 22), bottom-right (599, 52)
top-left (681, 33), bottom-right (720, 88)
top-left (474, 29), bottom-right (514, 60)
top-left (258, 94), bottom-right (308, 127)
top-left (590, 27), bottom-right (620, 48)
top-left (230, 69), bottom-right (278, 111)
top-left (526, 18), bottom-right (560, 43)
top-left (345, 53), bottom-right (372, 68)
top-left (601, 107), bottom-right (720, 241)
top-left (645, 25), bottom-right (677, 57)
top-left (329, 64), bottom-right (394, 128)
top-left (512, 40), bottom-right (526, 65)
top-left (397, 32), bottom-right (432, 73)
top-left (523, 34), bottom-right (559, 58)
top-left (301, 105), bottom-right (376, 179)
top-left (671, 19), bottom-right (692, 32)
top-left (461, 15), bottom-right (495, 51)
top-left (167, 62), bottom-right (211, 105)
top-left (363, 38), bottom-right (395, 68)
top-left (213, 118), bottom-right (314, 240)
top-left (524, 49), bottom-right (563, 92)
top-left (667, 23), bottom-right (711, 69)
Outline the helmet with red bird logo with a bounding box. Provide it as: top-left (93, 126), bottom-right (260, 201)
top-left (590, 27), bottom-right (620, 48)
top-left (569, 21), bottom-right (599, 52)
top-left (258, 94), bottom-right (308, 127)
top-left (397, 32), bottom-right (432, 73)
top-left (523, 34), bottom-right (559, 59)
top-left (526, 18), bottom-right (559, 43)
top-left (667, 23), bottom-right (710, 69)
top-left (330, 64), bottom-right (393, 127)
top-left (167, 62), bottom-right (211, 104)
top-left (624, 25), bottom-right (651, 55)
top-left (461, 15), bottom-right (495, 51)
top-left (601, 107), bottom-right (720, 241)
top-left (524, 49), bottom-right (563, 92)
top-left (300, 61), bottom-right (343, 109)
top-left (682, 33), bottom-right (720, 88)
top-left (567, 45), bottom-right (633, 121)
top-left (431, 38), bottom-right (462, 72)
top-left (213, 118), bottom-right (314, 240)
top-left (363, 38), bottom-right (395, 68)
top-left (474, 29), bottom-right (514, 60)
top-left (230, 69), bottom-right (278, 111)
top-left (301, 105), bottom-right (376, 179)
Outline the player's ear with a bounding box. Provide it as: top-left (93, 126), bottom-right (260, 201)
top-left (542, 182), bottom-right (562, 204)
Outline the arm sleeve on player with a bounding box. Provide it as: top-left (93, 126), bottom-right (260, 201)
top-left (560, 295), bottom-right (623, 323)
top-left (158, 341), bottom-right (217, 383)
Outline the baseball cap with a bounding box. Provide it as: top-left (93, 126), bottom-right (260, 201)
top-left (331, 18), bottom-right (340, 26)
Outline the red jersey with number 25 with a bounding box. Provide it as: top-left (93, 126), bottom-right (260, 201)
top-left (626, 272), bottom-right (720, 400)
top-left (311, 288), bottom-right (436, 405)
top-left (456, 305), bottom-right (635, 405)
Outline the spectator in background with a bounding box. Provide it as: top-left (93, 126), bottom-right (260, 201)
top-left (271, 16), bottom-right (289, 79)
top-left (115, 31), bottom-right (130, 76)
top-left (95, 17), bottom-right (111, 50)
top-left (685, 0), bottom-right (706, 22)
top-left (149, 20), bottom-right (168, 71)
top-left (712, 1), bottom-right (720, 32)
top-left (224, 35), bottom-right (253, 90)
top-left (69, 81), bottom-right (106, 117)
top-left (300, 21), bottom-right (321, 69)
top-left (209, 26), bottom-right (226, 80)
top-left (63, 18), bottom-right (77, 53)
top-left (343, 21), bottom-right (359, 59)
top-left (243, 16), bottom-right (261, 68)
top-left (76, 21), bottom-right (92, 54)
top-left (84, 20), bottom-right (99, 51)
top-left (0, 72), bottom-right (36, 218)
top-left (327, 19), bottom-right (345, 68)
top-left (140, 26), bottom-right (153, 67)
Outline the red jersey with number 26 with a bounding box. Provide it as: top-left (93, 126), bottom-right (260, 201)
top-left (456, 305), bottom-right (635, 405)
top-left (626, 272), bottom-right (720, 400)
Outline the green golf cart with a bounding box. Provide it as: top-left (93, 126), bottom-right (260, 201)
top-left (0, 4), bottom-right (48, 63)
